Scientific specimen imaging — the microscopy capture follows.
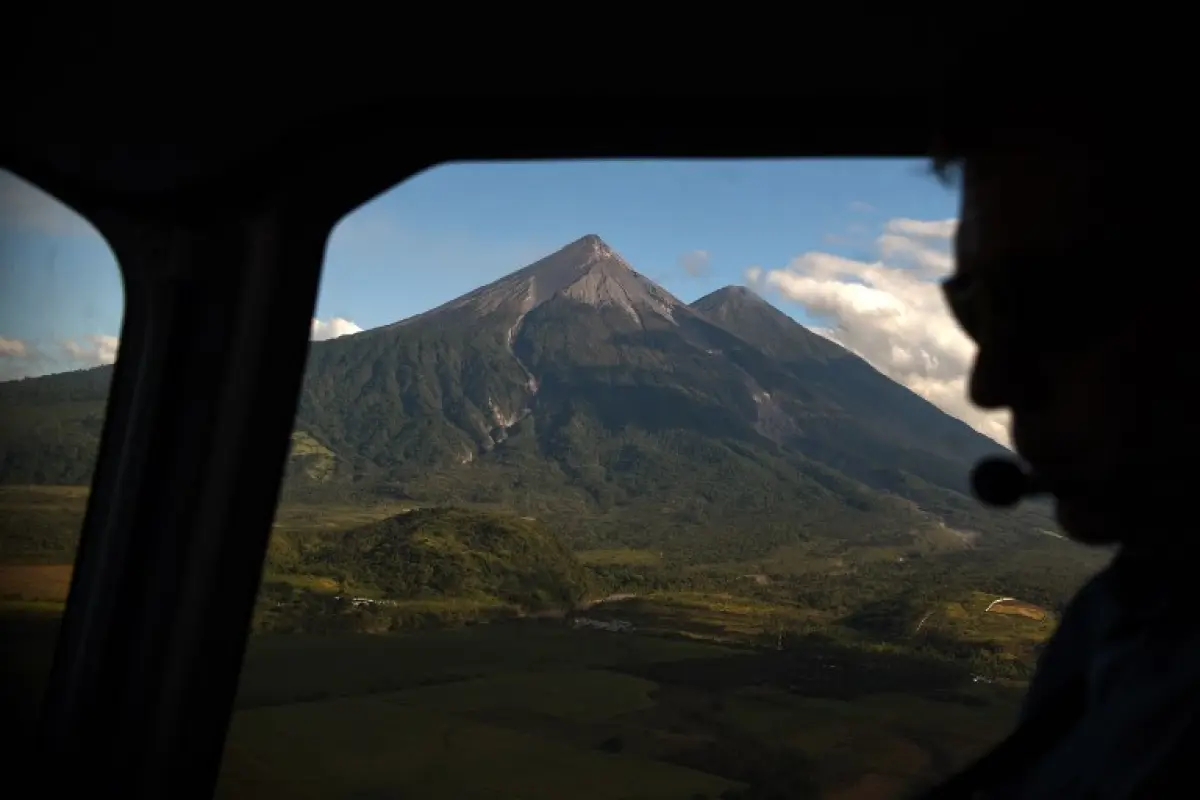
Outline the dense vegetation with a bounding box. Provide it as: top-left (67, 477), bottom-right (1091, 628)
top-left (0, 367), bottom-right (112, 485)
top-left (276, 507), bottom-right (588, 606)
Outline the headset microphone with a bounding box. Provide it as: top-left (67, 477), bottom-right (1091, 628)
top-left (970, 456), bottom-right (1048, 508)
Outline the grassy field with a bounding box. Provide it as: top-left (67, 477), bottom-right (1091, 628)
top-left (212, 624), bottom-right (1022, 800)
top-left (233, 626), bottom-right (736, 709)
top-left (217, 624), bottom-right (1020, 799)
top-left (272, 500), bottom-right (414, 534)
top-left (221, 630), bottom-right (748, 800)
top-left (0, 485), bottom-right (90, 564)
top-left (221, 691), bottom-right (739, 800)
top-left (1, 485), bottom-right (1064, 798)
top-left (0, 563), bottom-right (72, 609)
top-left (1, 602), bottom-right (1024, 799)
top-left (578, 548), bottom-right (665, 567)
top-left (584, 591), bottom-right (826, 645)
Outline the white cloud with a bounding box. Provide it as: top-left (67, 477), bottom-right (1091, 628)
top-left (677, 249), bottom-right (711, 277)
top-left (0, 337), bottom-right (28, 358)
top-left (61, 334), bottom-right (120, 367)
top-left (884, 218), bottom-right (958, 239)
top-left (0, 317), bottom-right (364, 382)
top-left (311, 317), bottom-right (363, 341)
top-left (0, 337), bottom-right (39, 381)
top-left (747, 217), bottom-right (1012, 446)
top-left (0, 333), bottom-right (120, 381)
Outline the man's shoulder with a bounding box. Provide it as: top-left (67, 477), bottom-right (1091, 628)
top-left (1019, 563), bottom-right (1115, 713)
top-left (1034, 552), bottom-right (1141, 661)
top-left (1011, 551), bottom-right (1200, 796)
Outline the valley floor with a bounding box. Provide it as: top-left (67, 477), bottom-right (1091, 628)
top-left (3, 613), bottom-right (1019, 800)
top-left (0, 485), bottom-right (1108, 799)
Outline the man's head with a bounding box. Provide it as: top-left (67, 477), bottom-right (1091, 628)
top-left (934, 81), bottom-right (1190, 546)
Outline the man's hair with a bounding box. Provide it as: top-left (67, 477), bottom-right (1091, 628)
top-left (927, 101), bottom-right (1101, 185)
top-left (927, 22), bottom-right (1126, 184)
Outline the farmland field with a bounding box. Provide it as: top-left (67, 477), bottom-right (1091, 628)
top-left (216, 625), bottom-right (1019, 800)
top-left (0, 485), bottom-right (1082, 799)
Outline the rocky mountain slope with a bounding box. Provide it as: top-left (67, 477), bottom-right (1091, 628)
top-left (0, 234), bottom-right (1044, 558)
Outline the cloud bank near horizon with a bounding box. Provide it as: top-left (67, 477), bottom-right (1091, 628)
top-left (747, 217), bottom-right (1010, 445)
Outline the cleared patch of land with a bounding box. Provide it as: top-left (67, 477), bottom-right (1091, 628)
top-left (577, 548), bottom-right (663, 567)
top-left (0, 485), bottom-right (91, 505)
top-left (271, 500), bottom-right (413, 534)
top-left (0, 485), bottom-right (89, 564)
top-left (985, 598), bottom-right (1048, 621)
top-left (585, 591), bottom-right (824, 645)
top-left (0, 563), bottom-right (72, 605)
top-left (921, 591), bottom-right (1055, 670)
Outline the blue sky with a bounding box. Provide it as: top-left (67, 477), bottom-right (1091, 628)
top-left (1, 159), bottom-right (955, 340)
top-left (321, 159), bottom-right (955, 330)
top-left (1, 160), bottom-right (1004, 440)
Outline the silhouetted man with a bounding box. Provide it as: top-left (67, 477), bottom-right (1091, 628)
top-left (915, 29), bottom-right (1197, 799)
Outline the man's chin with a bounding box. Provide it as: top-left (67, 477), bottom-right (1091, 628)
top-left (1054, 497), bottom-right (1125, 546)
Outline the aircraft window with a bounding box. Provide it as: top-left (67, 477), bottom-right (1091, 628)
top-left (217, 160), bottom-right (1114, 800)
top-left (0, 168), bottom-right (125, 731)
top-left (0, 161), bottom-right (1112, 799)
